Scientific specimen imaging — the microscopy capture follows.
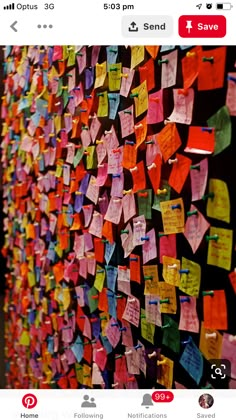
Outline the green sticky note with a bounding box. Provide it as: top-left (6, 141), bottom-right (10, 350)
top-left (86, 146), bottom-right (97, 170)
top-left (63, 89), bottom-right (69, 108)
top-left (97, 91), bottom-right (108, 117)
top-left (162, 315), bottom-right (180, 353)
top-left (152, 181), bottom-right (171, 212)
top-left (137, 189), bottom-right (152, 219)
top-left (87, 286), bottom-right (99, 313)
top-left (207, 105), bottom-right (231, 156)
top-left (94, 265), bottom-right (105, 292)
top-left (56, 78), bottom-right (63, 98)
top-left (141, 308), bottom-right (155, 344)
top-left (75, 363), bottom-right (83, 383)
top-left (73, 146), bottom-right (84, 168)
top-left (67, 47), bottom-right (76, 67)
top-left (55, 164), bottom-right (63, 178)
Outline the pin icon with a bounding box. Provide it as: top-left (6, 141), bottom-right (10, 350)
top-left (22, 394), bottom-right (38, 409)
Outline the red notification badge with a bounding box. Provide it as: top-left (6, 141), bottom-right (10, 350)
top-left (152, 391), bottom-right (174, 403)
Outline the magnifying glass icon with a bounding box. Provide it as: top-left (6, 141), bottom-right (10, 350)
top-left (215, 368), bottom-right (223, 375)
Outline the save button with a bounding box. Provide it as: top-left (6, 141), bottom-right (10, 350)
top-left (179, 15), bottom-right (226, 38)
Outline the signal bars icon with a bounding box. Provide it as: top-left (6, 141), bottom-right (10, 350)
top-left (3, 2), bottom-right (15, 9)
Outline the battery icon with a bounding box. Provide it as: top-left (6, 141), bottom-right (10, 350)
top-left (216, 2), bottom-right (233, 9)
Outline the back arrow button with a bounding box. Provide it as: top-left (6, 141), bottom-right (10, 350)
top-left (10, 21), bottom-right (18, 32)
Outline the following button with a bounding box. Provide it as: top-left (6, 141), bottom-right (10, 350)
top-left (179, 15), bottom-right (226, 37)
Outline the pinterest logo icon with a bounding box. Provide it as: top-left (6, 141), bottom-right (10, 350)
top-left (22, 394), bottom-right (38, 409)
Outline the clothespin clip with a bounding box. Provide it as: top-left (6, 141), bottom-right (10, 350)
top-left (190, 164), bottom-right (200, 170)
top-left (178, 89), bottom-right (188, 96)
top-left (130, 166), bottom-right (138, 172)
top-left (179, 269), bottom-right (189, 274)
top-left (141, 236), bottom-right (149, 241)
top-left (186, 51), bottom-right (196, 57)
top-left (158, 59), bottom-right (169, 65)
top-left (138, 192), bottom-right (148, 197)
top-left (157, 188), bottom-right (167, 195)
top-left (202, 56), bottom-right (214, 63)
top-left (125, 140), bottom-right (135, 146)
top-left (202, 192), bottom-right (214, 201)
top-left (130, 93), bottom-right (139, 98)
top-left (168, 158), bottom-right (178, 164)
top-left (180, 297), bottom-right (190, 303)
top-left (202, 291), bottom-right (214, 296)
top-left (148, 351), bottom-right (157, 359)
top-left (123, 189), bottom-right (132, 194)
top-left (187, 209), bottom-right (198, 216)
top-left (201, 127), bottom-right (214, 133)
top-left (125, 349), bottom-right (133, 355)
top-left (145, 139), bottom-right (155, 145)
top-left (205, 332), bottom-right (217, 339)
top-left (147, 163), bottom-right (156, 171)
top-left (168, 264), bottom-right (177, 269)
top-left (227, 75), bottom-right (236, 83)
top-left (205, 234), bottom-right (219, 242)
top-left (171, 204), bottom-right (181, 210)
top-left (124, 110), bottom-right (132, 114)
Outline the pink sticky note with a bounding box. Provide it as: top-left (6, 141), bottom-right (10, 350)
top-left (104, 197), bottom-right (122, 225)
top-left (190, 158), bottom-right (208, 202)
top-left (121, 320), bottom-right (134, 347)
top-left (121, 223), bottom-right (134, 258)
top-left (146, 134), bottom-right (162, 167)
top-left (96, 137), bottom-right (107, 165)
top-left (90, 117), bottom-right (101, 144)
top-left (106, 317), bottom-right (121, 348)
top-left (184, 205), bottom-right (210, 254)
top-left (73, 233), bottom-right (85, 258)
top-left (159, 234), bottom-right (176, 263)
top-left (133, 215), bottom-right (146, 247)
top-left (145, 295), bottom-right (162, 326)
top-left (82, 204), bottom-right (93, 227)
top-left (96, 163), bottom-right (108, 187)
top-left (167, 88), bottom-right (194, 125)
top-left (119, 105), bottom-right (134, 138)
top-left (111, 172), bottom-right (124, 198)
top-left (117, 266), bottom-right (131, 295)
top-left (88, 211), bottom-right (103, 238)
top-left (122, 295), bottom-right (140, 328)
top-left (77, 46), bottom-right (87, 74)
top-left (179, 296), bottom-right (199, 333)
top-left (147, 89), bottom-right (164, 124)
top-left (120, 67), bottom-right (135, 97)
top-left (221, 333), bottom-right (236, 380)
top-left (86, 176), bottom-right (100, 204)
top-left (142, 228), bottom-right (157, 264)
top-left (161, 49), bottom-right (178, 89)
top-left (81, 129), bottom-right (92, 148)
top-left (104, 125), bottom-right (119, 151)
top-left (108, 146), bottom-right (123, 174)
top-left (226, 73), bottom-right (236, 116)
top-left (122, 193), bottom-right (136, 224)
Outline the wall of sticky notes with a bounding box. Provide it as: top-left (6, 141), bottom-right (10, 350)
top-left (1, 45), bottom-right (236, 390)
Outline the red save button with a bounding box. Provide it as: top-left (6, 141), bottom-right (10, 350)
top-left (179, 15), bottom-right (226, 38)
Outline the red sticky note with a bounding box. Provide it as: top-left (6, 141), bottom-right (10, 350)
top-left (185, 126), bottom-right (215, 154)
top-left (131, 160), bottom-right (146, 193)
top-left (168, 153), bottom-right (192, 194)
top-left (229, 271), bottom-right (236, 294)
top-left (129, 254), bottom-right (141, 284)
top-left (147, 153), bottom-right (162, 193)
top-left (159, 234), bottom-right (177, 263)
top-left (139, 58), bottom-right (155, 92)
top-left (198, 46), bottom-right (226, 91)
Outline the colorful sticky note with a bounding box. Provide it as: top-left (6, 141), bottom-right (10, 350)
top-left (207, 227), bottom-right (233, 271)
top-left (179, 297), bottom-right (199, 333)
top-left (203, 289), bottom-right (228, 330)
top-left (206, 179), bottom-right (230, 223)
top-left (199, 322), bottom-right (223, 360)
top-left (184, 205), bottom-right (210, 254)
top-left (179, 257), bottom-right (201, 297)
top-left (179, 338), bottom-right (203, 385)
top-left (160, 198), bottom-right (185, 235)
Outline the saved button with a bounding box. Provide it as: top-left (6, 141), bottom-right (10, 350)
top-left (179, 15), bottom-right (226, 38)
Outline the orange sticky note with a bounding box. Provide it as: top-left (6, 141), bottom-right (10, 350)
top-left (203, 290), bottom-right (227, 330)
top-left (94, 238), bottom-right (104, 264)
top-left (168, 153), bottom-right (192, 194)
top-left (123, 141), bottom-right (137, 170)
top-left (147, 154), bottom-right (162, 192)
top-left (131, 161), bottom-right (146, 193)
top-left (98, 287), bottom-right (108, 312)
top-left (198, 46), bottom-right (226, 91)
top-left (139, 58), bottom-right (155, 92)
top-left (135, 116), bottom-right (147, 150)
top-left (157, 123), bottom-right (181, 163)
top-left (145, 46), bottom-right (160, 59)
top-left (102, 220), bottom-right (114, 243)
top-left (182, 46), bottom-right (202, 89)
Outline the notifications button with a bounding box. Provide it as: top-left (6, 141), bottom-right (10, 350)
top-left (179, 15), bottom-right (226, 37)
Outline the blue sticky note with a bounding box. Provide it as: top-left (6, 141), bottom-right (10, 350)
top-left (85, 67), bottom-right (94, 90)
top-left (80, 173), bottom-right (90, 194)
top-left (108, 293), bottom-right (117, 319)
top-left (105, 266), bottom-right (118, 292)
top-left (105, 242), bottom-right (116, 265)
top-left (160, 45), bottom-right (175, 52)
top-left (179, 338), bottom-right (203, 385)
top-left (71, 335), bottom-right (84, 363)
top-left (91, 318), bottom-right (101, 339)
top-left (108, 93), bottom-right (120, 120)
top-left (100, 335), bottom-right (113, 354)
top-left (46, 241), bottom-right (55, 261)
top-left (106, 45), bottom-right (118, 64)
top-left (74, 194), bottom-right (84, 213)
top-left (47, 336), bottom-right (54, 354)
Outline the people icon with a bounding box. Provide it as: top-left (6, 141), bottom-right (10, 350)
top-left (198, 394), bottom-right (214, 409)
top-left (81, 395), bottom-right (97, 408)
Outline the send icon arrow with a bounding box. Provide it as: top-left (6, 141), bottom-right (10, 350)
top-left (128, 21), bottom-right (138, 32)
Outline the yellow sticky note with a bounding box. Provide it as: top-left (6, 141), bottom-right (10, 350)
top-left (83, 364), bottom-right (92, 387)
top-left (95, 61), bottom-right (107, 89)
top-left (100, 312), bottom-right (109, 336)
top-left (160, 198), bottom-right (185, 235)
top-left (62, 287), bottom-right (71, 310)
top-left (94, 265), bottom-right (105, 292)
top-left (199, 322), bottom-right (223, 360)
top-left (141, 309), bottom-right (155, 344)
top-left (131, 46), bottom-right (145, 69)
top-left (157, 356), bottom-right (174, 389)
top-left (179, 257), bottom-right (201, 297)
top-left (162, 256), bottom-right (180, 287)
top-left (131, 80), bottom-right (148, 117)
top-left (108, 63), bottom-right (122, 91)
top-left (42, 297), bottom-right (48, 314)
top-left (27, 271), bottom-right (36, 288)
top-left (75, 364), bottom-right (83, 384)
top-left (86, 146), bottom-right (97, 170)
top-left (158, 282), bottom-right (177, 314)
top-left (143, 265), bottom-right (159, 295)
top-left (19, 330), bottom-right (30, 346)
top-left (207, 179), bottom-right (230, 223)
top-left (207, 226), bottom-right (233, 271)
top-left (97, 91), bottom-right (108, 117)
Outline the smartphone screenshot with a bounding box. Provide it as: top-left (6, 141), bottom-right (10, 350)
top-left (0, 0), bottom-right (235, 419)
